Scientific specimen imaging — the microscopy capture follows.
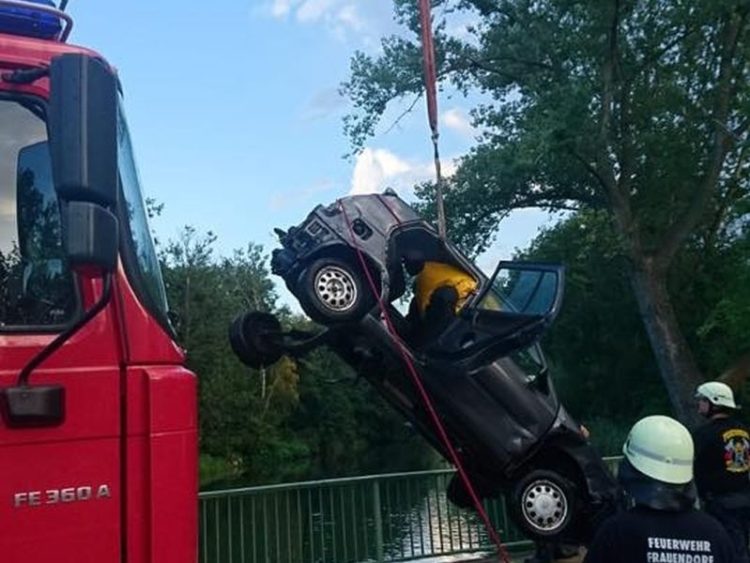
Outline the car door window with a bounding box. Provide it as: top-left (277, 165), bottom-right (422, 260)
top-left (425, 262), bottom-right (563, 371)
top-left (479, 267), bottom-right (560, 316)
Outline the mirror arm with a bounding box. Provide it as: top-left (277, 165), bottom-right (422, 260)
top-left (17, 274), bottom-right (113, 387)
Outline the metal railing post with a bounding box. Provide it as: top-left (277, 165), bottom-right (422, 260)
top-left (373, 479), bottom-right (384, 563)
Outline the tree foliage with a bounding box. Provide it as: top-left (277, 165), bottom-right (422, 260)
top-left (519, 211), bottom-right (668, 419)
top-left (523, 206), bottom-right (749, 449)
top-left (342, 0), bottom-right (750, 424)
top-left (159, 226), bottom-right (434, 486)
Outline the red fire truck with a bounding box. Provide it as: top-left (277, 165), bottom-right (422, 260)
top-left (0, 2), bottom-right (197, 562)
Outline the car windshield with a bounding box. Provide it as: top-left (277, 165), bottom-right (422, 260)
top-left (0, 95), bottom-right (76, 327)
top-left (479, 266), bottom-right (558, 315)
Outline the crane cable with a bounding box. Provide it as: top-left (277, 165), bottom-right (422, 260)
top-left (418, 0), bottom-right (448, 241)
top-left (338, 199), bottom-right (511, 563)
top-left (416, 3), bottom-right (510, 561)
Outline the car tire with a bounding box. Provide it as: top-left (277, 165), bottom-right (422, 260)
top-left (510, 469), bottom-right (577, 540)
top-left (297, 257), bottom-right (376, 324)
top-left (229, 311), bottom-right (284, 368)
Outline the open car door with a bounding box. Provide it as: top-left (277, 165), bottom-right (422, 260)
top-left (426, 261), bottom-right (564, 372)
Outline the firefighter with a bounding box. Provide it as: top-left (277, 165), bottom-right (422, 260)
top-left (693, 381), bottom-right (750, 563)
top-left (584, 415), bottom-right (736, 563)
top-left (404, 258), bottom-right (477, 345)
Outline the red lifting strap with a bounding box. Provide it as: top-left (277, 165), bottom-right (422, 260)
top-left (418, 0), bottom-right (439, 135)
top-left (338, 200), bottom-right (511, 563)
top-left (418, 0), bottom-right (448, 241)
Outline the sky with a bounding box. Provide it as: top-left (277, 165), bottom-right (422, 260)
top-left (65, 1), bottom-right (553, 304)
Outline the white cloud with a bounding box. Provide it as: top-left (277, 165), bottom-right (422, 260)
top-left (350, 148), bottom-right (410, 195)
top-left (259, 1), bottom-right (394, 45)
top-left (335, 4), bottom-right (364, 32)
top-left (442, 108), bottom-right (475, 138)
top-left (297, 0), bottom-right (336, 23)
top-left (270, 0), bottom-right (294, 18)
top-left (349, 147), bottom-right (457, 199)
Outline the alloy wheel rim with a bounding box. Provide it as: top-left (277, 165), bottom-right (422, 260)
top-left (314, 265), bottom-right (358, 312)
top-left (520, 478), bottom-right (568, 533)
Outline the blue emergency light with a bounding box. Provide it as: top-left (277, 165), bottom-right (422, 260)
top-left (0, 0), bottom-right (63, 40)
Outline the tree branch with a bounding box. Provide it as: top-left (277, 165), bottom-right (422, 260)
top-left (383, 93), bottom-right (422, 135)
top-left (451, 56), bottom-right (523, 82)
top-left (657, 8), bottom-right (747, 264)
top-left (596, 0), bottom-right (640, 253)
top-left (481, 55), bottom-right (555, 72)
top-left (569, 148), bottom-right (610, 194)
top-left (703, 140), bottom-right (749, 251)
top-left (628, 23), bottom-right (700, 80)
top-left (595, 0), bottom-right (618, 194)
top-left (506, 186), bottom-right (597, 210)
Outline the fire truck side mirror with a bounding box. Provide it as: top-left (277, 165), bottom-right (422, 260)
top-left (48, 53), bottom-right (118, 207)
top-left (0, 385), bottom-right (65, 428)
top-left (48, 53), bottom-right (118, 273)
top-left (62, 201), bottom-right (118, 274)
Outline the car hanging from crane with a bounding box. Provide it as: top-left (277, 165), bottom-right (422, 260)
top-left (229, 190), bottom-right (621, 544)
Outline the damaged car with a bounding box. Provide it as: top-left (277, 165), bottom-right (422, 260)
top-left (229, 190), bottom-right (620, 543)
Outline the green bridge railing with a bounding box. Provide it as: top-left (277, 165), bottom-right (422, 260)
top-left (198, 457), bottom-right (621, 563)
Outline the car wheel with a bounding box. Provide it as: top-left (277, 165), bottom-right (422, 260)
top-left (298, 257), bottom-right (376, 324)
top-left (229, 311), bottom-right (284, 368)
top-left (511, 470), bottom-right (577, 539)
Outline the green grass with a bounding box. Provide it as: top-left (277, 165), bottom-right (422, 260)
top-left (199, 454), bottom-right (242, 488)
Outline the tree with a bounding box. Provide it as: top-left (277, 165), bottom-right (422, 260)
top-left (517, 204), bottom-right (748, 450)
top-left (290, 338), bottom-right (436, 476)
top-left (342, 0), bottom-right (750, 424)
top-left (520, 211), bottom-right (669, 423)
top-left (159, 225), bottom-right (435, 484)
top-left (161, 227), bottom-right (303, 480)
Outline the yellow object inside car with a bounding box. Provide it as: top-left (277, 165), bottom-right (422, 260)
top-left (415, 261), bottom-right (478, 315)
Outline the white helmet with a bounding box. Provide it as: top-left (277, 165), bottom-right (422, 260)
top-left (623, 415), bottom-right (694, 485)
top-left (695, 381), bottom-right (738, 410)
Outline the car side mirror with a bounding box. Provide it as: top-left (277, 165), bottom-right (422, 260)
top-left (48, 53), bottom-right (118, 273)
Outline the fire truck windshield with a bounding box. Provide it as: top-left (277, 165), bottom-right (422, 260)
top-left (0, 93), bottom-right (171, 332)
top-left (117, 101), bottom-right (171, 330)
top-left (0, 94), bottom-right (77, 328)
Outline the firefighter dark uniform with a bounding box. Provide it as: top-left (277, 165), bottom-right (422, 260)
top-left (693, 382), bottom-right (750, 563)
top-left (585, 415), bottom-right (737, 563)
top-left (585, 506), bottom-right (737, 563)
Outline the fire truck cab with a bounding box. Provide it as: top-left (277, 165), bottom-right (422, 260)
top-left (0, 2), bottom-right (197, 562)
